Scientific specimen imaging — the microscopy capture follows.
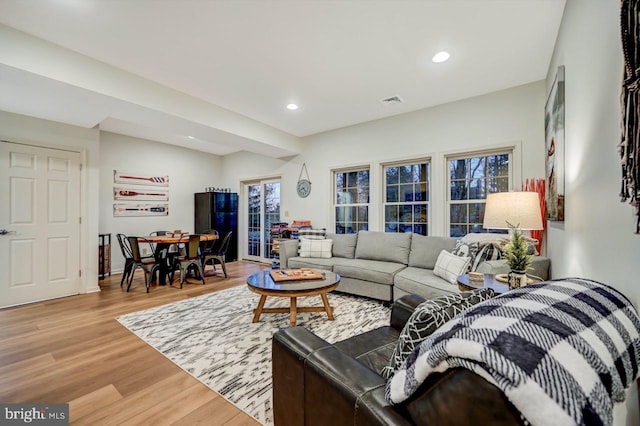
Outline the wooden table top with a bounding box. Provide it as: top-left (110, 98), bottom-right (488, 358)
top-left (142, 234), bottom-right (217, 244)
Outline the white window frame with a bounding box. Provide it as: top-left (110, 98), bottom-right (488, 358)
top-left (331, 165), bottom-right (371, 234)
top-left (381, 158), bottom-right (431, 235)
top-left (444, 146), bottom-right (517, 237)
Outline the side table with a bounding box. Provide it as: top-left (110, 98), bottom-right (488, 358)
top-left (457, 274), bottom-right (510, 294)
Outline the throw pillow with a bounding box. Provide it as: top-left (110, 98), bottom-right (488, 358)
top-left (380, 288), bottom-right (495, 379)
top-left (298, 238), bottom-right (333, 258)
top-left (471, 242), bottom-right (503, 271)
top-left (297, 228), bottom-right (326, 240)
top-left (433, 250), bottom-right (471, 284)
top-left (451, 240), bottom-right (479, 272)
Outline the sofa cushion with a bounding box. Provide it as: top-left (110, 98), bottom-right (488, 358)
top-left (354, 231), bottom-right (412, 264)
top-left (326, 233), bottom-right (358, 258)
top-left (333, 259), bottom-right (406, 286)
top-left (299, 238), bottom-right (333, 258)
top-left (433, 250), bottom-right (471, 284)
top-left (288, 257), bottom-right (336, 271)
top-left (408, 235), bottom-right (457, 269)
top-left (394, 267), bottom-right (459, 300)
top-left (380, 288), bottom-right (495, 379)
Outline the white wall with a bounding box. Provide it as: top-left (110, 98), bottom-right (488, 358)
top-left (225, 81), bottom-right (546, 251)
top-left (545, 0), bottom-right (640, 308)
top-left (99, 132), bottom-right (222, 272)
top-left (0, 110), bottom-right (101, 293)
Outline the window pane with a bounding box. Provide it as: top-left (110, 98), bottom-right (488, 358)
top-left (468, 178), bottom-right (486, 200)
top-left (386, 167), bottom-right (399, 185)
top-left (450, 180), bottom-right (467, 200)
top-left (385, 205), bottom-right (398, 222)
top-left (451, 204), bottom-right (468, 224)
top-left (450, 159), bottom-right (467, 180)
top-left (386, 185), bottom-right (398, 202)
top-left (399, 165), bottom-right (413, 183)
top-left (414, 204), bottom-right (427, 223)
top-left (399, 184), bottom-right (414, 202)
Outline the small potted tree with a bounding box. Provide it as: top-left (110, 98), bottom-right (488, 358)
top-left (502, 223), bottom-right (532, 288)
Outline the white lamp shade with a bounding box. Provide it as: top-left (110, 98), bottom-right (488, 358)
top-left (483, 192), bottom-right (544, 230)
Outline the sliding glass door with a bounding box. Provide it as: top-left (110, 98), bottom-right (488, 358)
top-left (244, 179), bottom-right (281, 263)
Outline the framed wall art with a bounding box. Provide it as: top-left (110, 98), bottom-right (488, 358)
top-left (113, 187), bottom-right (169, 201)
top-left (113, 203), bottom-right (169, 217)
top-left (114, 170), bottom-right (169, 187)
top-left (545, 65), bottom-right (565, 221)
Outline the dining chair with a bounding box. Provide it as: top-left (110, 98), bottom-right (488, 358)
top-left (199, 229), bottom-right (219, 263)
top-left (127, 236), bottom-right (162, 293)
top-left (202, 231), bottom-right (232, 278)
top-left (173, 234), bottom-right (206, 288)
top-left (116, 233), bottom-right (135, 287)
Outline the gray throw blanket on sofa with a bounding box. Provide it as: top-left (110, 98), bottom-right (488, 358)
top-left (386, 278), bottom-right (640, 426)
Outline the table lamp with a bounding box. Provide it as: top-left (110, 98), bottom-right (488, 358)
top-left (483, 191), bottom-right (544, 288)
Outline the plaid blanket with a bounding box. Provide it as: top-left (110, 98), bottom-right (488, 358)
top-left (386, 278), bottom-right (640, 426)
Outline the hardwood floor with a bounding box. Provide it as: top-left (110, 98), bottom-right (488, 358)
top-left (0, 260), bottom-right (267, 425)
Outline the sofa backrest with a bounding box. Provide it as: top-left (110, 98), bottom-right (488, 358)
top-left (326, 233), bottom-right (358, 258)
top-left (354, 231), bottom-right (412, 264)
top-left (408, 234), bottom-right (457, 269)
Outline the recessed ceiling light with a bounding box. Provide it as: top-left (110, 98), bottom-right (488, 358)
top-left (432, 51), bottom-right (450, 63)
top-left (286, 103), bottom-right (299, 111)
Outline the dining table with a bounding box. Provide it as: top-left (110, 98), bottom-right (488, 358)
top-left (140, 233), bottom-right (218, 286)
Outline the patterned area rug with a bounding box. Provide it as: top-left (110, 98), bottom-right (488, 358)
top-left (117, 285), bottom-right (391, 425)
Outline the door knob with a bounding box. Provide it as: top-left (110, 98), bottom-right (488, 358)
top-left (0, 229), bottom-right (10, 235)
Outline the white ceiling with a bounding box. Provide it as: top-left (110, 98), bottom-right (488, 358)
top-left (0, 0), bottom-right (566, 157)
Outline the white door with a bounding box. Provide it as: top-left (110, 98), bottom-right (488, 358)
top-left (243, 179), bottom-right (280, 263)
top-left (0, 141), bottom-right (81, 308)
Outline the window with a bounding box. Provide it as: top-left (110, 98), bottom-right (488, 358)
top-left (383, 161), bottom-right (430, 235)
top-left (448, 151), bottom-right (511, 237)
top-left (334, 168), bottom-right (369, 234)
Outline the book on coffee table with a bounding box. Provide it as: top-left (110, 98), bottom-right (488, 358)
top-left (270, 268), bottom-right (324, 282)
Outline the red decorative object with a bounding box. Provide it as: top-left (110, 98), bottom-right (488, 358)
top-left (523, 178), bottom-right (546, 253)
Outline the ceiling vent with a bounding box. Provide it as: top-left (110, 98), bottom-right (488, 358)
top-left (380, 96), bottom-right (403, 106)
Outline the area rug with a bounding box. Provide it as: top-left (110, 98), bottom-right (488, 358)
top-left (117, 285), bottom-right (391, 425)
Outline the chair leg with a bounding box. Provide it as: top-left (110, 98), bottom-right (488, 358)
top-left (220, 259), bottom-right (228, 278)
top-left (144, 270), bottom-right (151, 293)
top-left (179, 263), bottom-right (186, 288)
top-left (194, 262), bottom-right (205, 285)
top-left (126, 265), bottom-right (137, 291)
top-left (121, 259), bottom-right (134, 287)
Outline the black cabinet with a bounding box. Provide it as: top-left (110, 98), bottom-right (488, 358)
top-left (195, 192), bottom-right (238, 262)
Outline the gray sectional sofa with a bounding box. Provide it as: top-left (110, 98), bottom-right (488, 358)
top-left (278, 230), bottom-right (550, 302)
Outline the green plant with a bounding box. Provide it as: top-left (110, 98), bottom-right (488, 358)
top-left (503, 223), bottom-right (533, 272)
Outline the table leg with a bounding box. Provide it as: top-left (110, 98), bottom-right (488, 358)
top-left (290, 297), bottom-right (297, 326)
top-left (252, 295), bottom-right (267, 323)
top-left (320, 292), bottom-right (334, 320)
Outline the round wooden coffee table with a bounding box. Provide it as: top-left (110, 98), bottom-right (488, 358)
top-left (246, 270), bottom-right (341, 326)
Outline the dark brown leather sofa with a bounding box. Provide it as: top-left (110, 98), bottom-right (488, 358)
top-left (272, 294), bottom-right (523, 425)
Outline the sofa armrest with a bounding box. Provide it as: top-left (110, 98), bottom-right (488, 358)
top-left (475, 256), bottom-right (551, 281)
top-left (273, 326), bottom-right (410, 426)
top-left (272, 326), bottom-right (334, 426)
top-left (278, 239), bottom-right (299, 268)
top-left (390, 293), bottom-right (426, 331)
